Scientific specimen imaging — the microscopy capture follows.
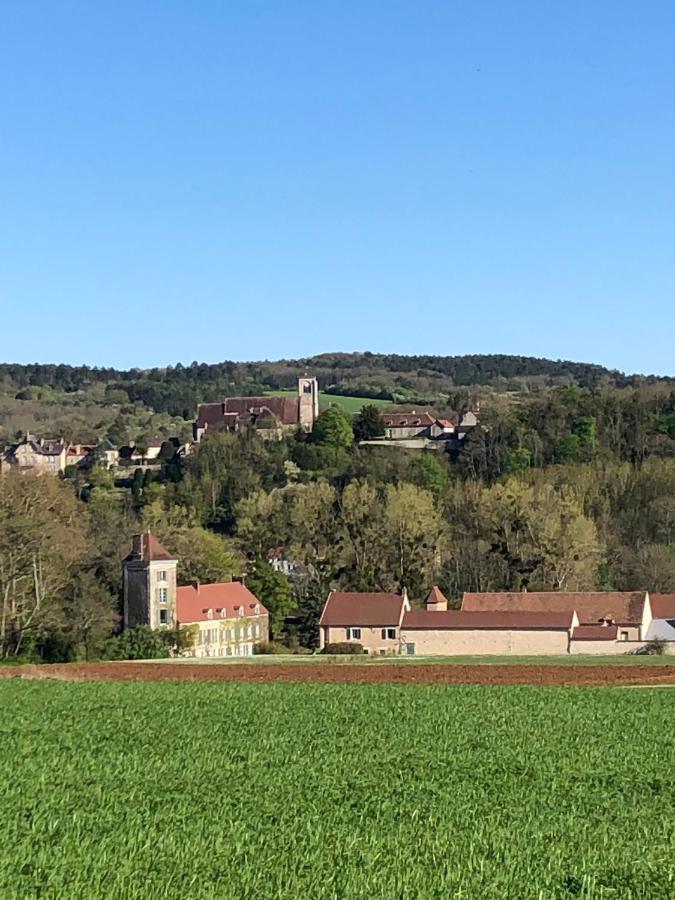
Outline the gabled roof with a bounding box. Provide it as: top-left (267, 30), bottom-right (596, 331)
top-left (649, 594), bottom-right (675, 618)
top-left (176, 582), bottom-right (267, 623)
top-left (571, 624), bottom-right (619, 641)
top-left (124, 532), bottom-right (176, 564)
top-left (462, 592), bottom-right (647, 626)
top-left (320, 592), bottom-right (405, 627)
top-left (402, 609), bottom-right (573, 631)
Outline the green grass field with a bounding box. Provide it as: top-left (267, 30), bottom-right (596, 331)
top-left (266, 389), bottom-right (392, 414)
top-left (2, 681), bottom-right (674, 899)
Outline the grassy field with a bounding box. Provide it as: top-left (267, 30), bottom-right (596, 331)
top-left (2, 681), bottom-right (674, 899)
top-left (266, 389), bottom-right (393, 414)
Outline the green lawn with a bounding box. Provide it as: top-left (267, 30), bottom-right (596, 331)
top-left (2, 680), bottom-right (674, 898)
top-left (266, 389), bottom-right (392, 414)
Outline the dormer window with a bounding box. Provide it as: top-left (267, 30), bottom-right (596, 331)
top-left (220, 608), bottom-right (227, 619)
top-left (237, 606), bottom-right (244, 618)
top-left (207, 608), bottom-right (213, 620)
top-left (400, 420), bottom-right (407, 426)
top-left (254, 604), bottom-right (260, 615)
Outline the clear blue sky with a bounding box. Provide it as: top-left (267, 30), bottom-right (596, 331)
top-left (1, 2), bottom-right (674, 374)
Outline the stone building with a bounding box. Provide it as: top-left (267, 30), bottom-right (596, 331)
top-left (122, 532), bottom-right (269, 657)
top-left (1, 435), bottom-right (68, 474)
top-left (193, 376), bottom-right (319, 442)
top-left (319, 587), bottom-right (664, 656)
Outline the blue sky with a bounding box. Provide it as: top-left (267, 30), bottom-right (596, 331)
top-left (1, 2), bottom-right (674, 374)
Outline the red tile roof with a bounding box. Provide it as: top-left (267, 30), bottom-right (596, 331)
top-left (649, 594), bottom-right (675, 618)
top-left (462, 592), bottom-right (647, 626)
top-left (320, 592), bottom-right (405, 627)
top-left (571, 624), bottom-right (619, 641)
top-left (176, 582), bottom-right (267, 623)
top-left (402, 609), bottom-right (573, 631)
top-left (381, 412), bottom-right (436, 428)
top-left (425, 586), bottom-right (449, 607)
top-left (125, 533), bottom-right (176, 563)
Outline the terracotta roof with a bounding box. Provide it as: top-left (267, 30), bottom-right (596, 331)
top-left (649, 594), bottom-right (675, 618)
top-left (425, 586), bottom-right (448, 607)
top-left (462, 592), bottom-right (647, 626)
top-left (176, 582), bottom-right (267, 623)
top-left (381, 412), bottom-right (436, 428)
top-left (320, 592), bottom-right (405, 627)
top-left (402, 609), bottom-right (573, 630)
top-left (435, 419), bottom-right (455, 429)
top-left (571, 624), bottom-right (619, 641)
top-left (125, 533), bottom-right (176, 564)
top-left (196, 396), bottom-right (300, 429)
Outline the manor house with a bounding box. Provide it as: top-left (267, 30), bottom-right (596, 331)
top-left (123, 533), bottom-right (268, 657)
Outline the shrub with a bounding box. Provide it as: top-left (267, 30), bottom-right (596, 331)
top-left (322, 642), bottom-right (365, 655)
top-left (645, 638), bottom-right (667, 656)
top-left (100, 626), bottom-right (171, 661)
top-left (253, 641), bottom-right (291, 656)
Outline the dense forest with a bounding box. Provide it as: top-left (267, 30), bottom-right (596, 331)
top-left (1, 352), bottom-right (675, 663)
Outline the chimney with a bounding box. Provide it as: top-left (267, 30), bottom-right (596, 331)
top-left (192, 580), bottom-right (200, 592)
top-left (131, 534), bottom-right (143, 558)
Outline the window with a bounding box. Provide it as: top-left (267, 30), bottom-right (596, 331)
top-left (348, 627), bottom-right (361, 640)
top-left (620, 631), bottom-right (629, 641)
top-left (158, 609), bottom-right (168, 626)
top-left (207, 608), bottom-right (213, 620)
top-left (157, 587), bottom-right (168, 604)
top-left (381, 628), bottom-right (397, 640)
top-left (158, 570), bottom-right (167, 582)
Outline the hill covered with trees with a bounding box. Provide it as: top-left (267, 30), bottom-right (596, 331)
top-left (2, 351), bottom-right (675, 664)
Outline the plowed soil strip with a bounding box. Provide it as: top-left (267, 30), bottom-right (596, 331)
top-left (3, 662), bottom-right (675, 686)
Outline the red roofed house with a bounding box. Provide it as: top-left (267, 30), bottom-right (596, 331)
top-left (123, 533), bottom-right (268, 657)
top-left (194, 376), bottom-right (319, 442)
top-left (400, 588), bottom-right (577, 656)
top-left (320, 587), bottom-right (664, 656)
top-left (462, 591), bottom-right (653, 654)
top-left (319, 590), bottom-right (410, 654)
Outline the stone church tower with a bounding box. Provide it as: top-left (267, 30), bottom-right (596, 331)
top-left (123, 533), bottom-right (178, 629)
top-left (298, 375), bottom-right (319, 430)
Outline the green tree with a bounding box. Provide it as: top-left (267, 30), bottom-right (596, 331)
top-left (353, 405), bottom-right (385, 441)
top-left (313, 406), bottom-right (354, 449)
top-left (245, 560), bottom-right (295, 640)
top-left (410, 453), bottom-right (449, 500)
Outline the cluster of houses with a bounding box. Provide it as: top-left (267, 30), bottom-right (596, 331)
top-left (0, 433), bottom-right (189, 476)
top-left (319, 587), bottom-right (675, 656)
top-left (124, 532), bottom-right (675, 658)
top-left (2, 376), bottom-right (482, 476)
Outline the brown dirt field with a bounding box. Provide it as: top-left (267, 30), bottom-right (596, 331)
top-left (2, 661), bottom-right (675, 686)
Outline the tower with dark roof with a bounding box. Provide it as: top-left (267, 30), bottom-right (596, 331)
top-left (123, 533), bottom-right (178, 629)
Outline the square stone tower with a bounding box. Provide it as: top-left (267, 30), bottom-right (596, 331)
top-left (123, 533), bottom-right (178, 629)
top-left (298, 375), bottom-right (319, 431)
